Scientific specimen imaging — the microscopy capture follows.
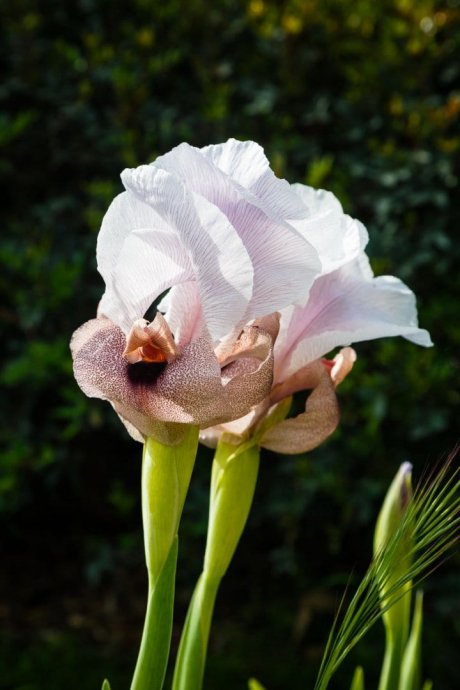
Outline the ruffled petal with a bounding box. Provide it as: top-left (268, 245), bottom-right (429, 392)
top-left (290, 183), bottom-right (369, 275)
top-left (275, 257), bottom-right (432, 382)
top-left (200, 139), bottom-right (308, 219)
top-left (98, 226), bottom-right (193, 332)
top-left (153, 143), bottom-right (321, 322)
top-left (260, 363), bottom-right (340, 454)
top-left (96, 191), bottom-right (165, 290)
top-left (121, 164), bottom-right (254, 341)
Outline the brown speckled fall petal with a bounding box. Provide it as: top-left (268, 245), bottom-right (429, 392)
top-left (260, 361), bottom-right (340, 454)
top-left (215, 312), bottom-right (280, 366)
top-left (71, 317), bottom-right (276, 443)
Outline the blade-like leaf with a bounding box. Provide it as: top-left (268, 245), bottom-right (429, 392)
top-left (398, 590), bottom-right (424, 690)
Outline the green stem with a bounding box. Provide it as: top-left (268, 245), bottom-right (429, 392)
top-left (378, 629), bottom-right (404, 690)
top-left (130, 426), bottom-right (199, 690)
top-left (172, 440), bottom-right (260, 690)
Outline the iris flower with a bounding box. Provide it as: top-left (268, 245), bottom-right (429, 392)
top-left (201, 185), bottom-right (432, 453)
top-left (71, 139), bottom-right (349, 444)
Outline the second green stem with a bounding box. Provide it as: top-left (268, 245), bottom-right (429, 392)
top-left (172, 440), bottom-right (260, 690)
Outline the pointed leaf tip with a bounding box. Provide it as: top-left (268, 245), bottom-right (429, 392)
top-left (248, 679), bottom-right (268, 690)
top-left (350, 666), bottom-right (365, 690)
top-left (101, 680), bottom-right (111, 690)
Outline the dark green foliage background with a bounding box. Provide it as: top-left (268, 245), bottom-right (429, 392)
top-left (1, 0), bottom-right (459, 688)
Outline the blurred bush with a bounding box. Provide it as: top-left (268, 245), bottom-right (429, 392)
top-left (1, 0), bottom-right (459, 688)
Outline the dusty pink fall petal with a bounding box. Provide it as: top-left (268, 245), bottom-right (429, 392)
top-left (71, 316), bottom-right (276, 443)
top-left (260, 361), bottom-right (340, 455)
top-left (215, 313), bottom-right (280, 366)
top-left (200, 347), bottom-right (356, 451)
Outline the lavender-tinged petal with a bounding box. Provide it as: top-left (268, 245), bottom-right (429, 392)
top-left (121, 164), bottom-right (254, 341)
top-left (97, 192), bottom-right (169, 292)
top-left (275, 258), bottom-right (432, 381)
top-left (290, 183), bottom-right (369, 275)
top-left (158, 282), bottom-right (204, 347)
top-left (199, 139), bottom-right (308, 220)
top-left (153, 143), bottom-right (321, 321)
top-left (99, 228), bottom-right (193, 332)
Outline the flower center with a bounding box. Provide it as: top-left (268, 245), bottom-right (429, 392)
top-left (123, 314), bottom-right (178, 365)
top-left (127, 360), bottom-right (168, 385)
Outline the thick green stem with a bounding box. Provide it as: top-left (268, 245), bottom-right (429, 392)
top-left (130, 426), bottom-right (199, 690)
top-left (172, 440), bottom-right (260, 690)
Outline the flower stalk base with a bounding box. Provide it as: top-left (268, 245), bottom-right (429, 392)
top-left (172, 440), bottom-right (260, 690)
top-left (130, 426), bottom-right (199, 690)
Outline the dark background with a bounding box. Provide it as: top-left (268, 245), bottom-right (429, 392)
top-left (1, 1), bottom-right (459, 688)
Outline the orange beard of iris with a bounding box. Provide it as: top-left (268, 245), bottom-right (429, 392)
top-left (138, 343), bottom-right (169, 363)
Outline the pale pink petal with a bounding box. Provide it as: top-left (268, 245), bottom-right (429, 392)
top-left (330, 347), bottom-right (357, 385)
top-left (199, 139), bottom-right (308, 219)
top-left (158, 282), bottom-right (204, 347)
top-left (96, 189), bottom-right (194, 332)
top-left (121, 164), bottom-right (254, 341)
top-left (290, 184), bottom-right (344, 216)
top-left (153, 143), bottom-right (321, 321)
top-left (96, 191), bottom-right (163, 290)
top-left (275, 257), bottom-right (432, 381)
top-left (98, 227), bottom-right (193, 333)
top-left (290, 183), bottom-right (369, 275)
top-left (260, 363), bottom-right (340, 454)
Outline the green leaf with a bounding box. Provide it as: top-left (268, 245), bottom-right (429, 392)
top-left (398, 591), bottom-right (424, 690)
top-left (422, 680), bottom-right (433, 690)
top-left (350, 666), bottom-right (365, 690)
top-left (101, 681), bottom-right (111, 690)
